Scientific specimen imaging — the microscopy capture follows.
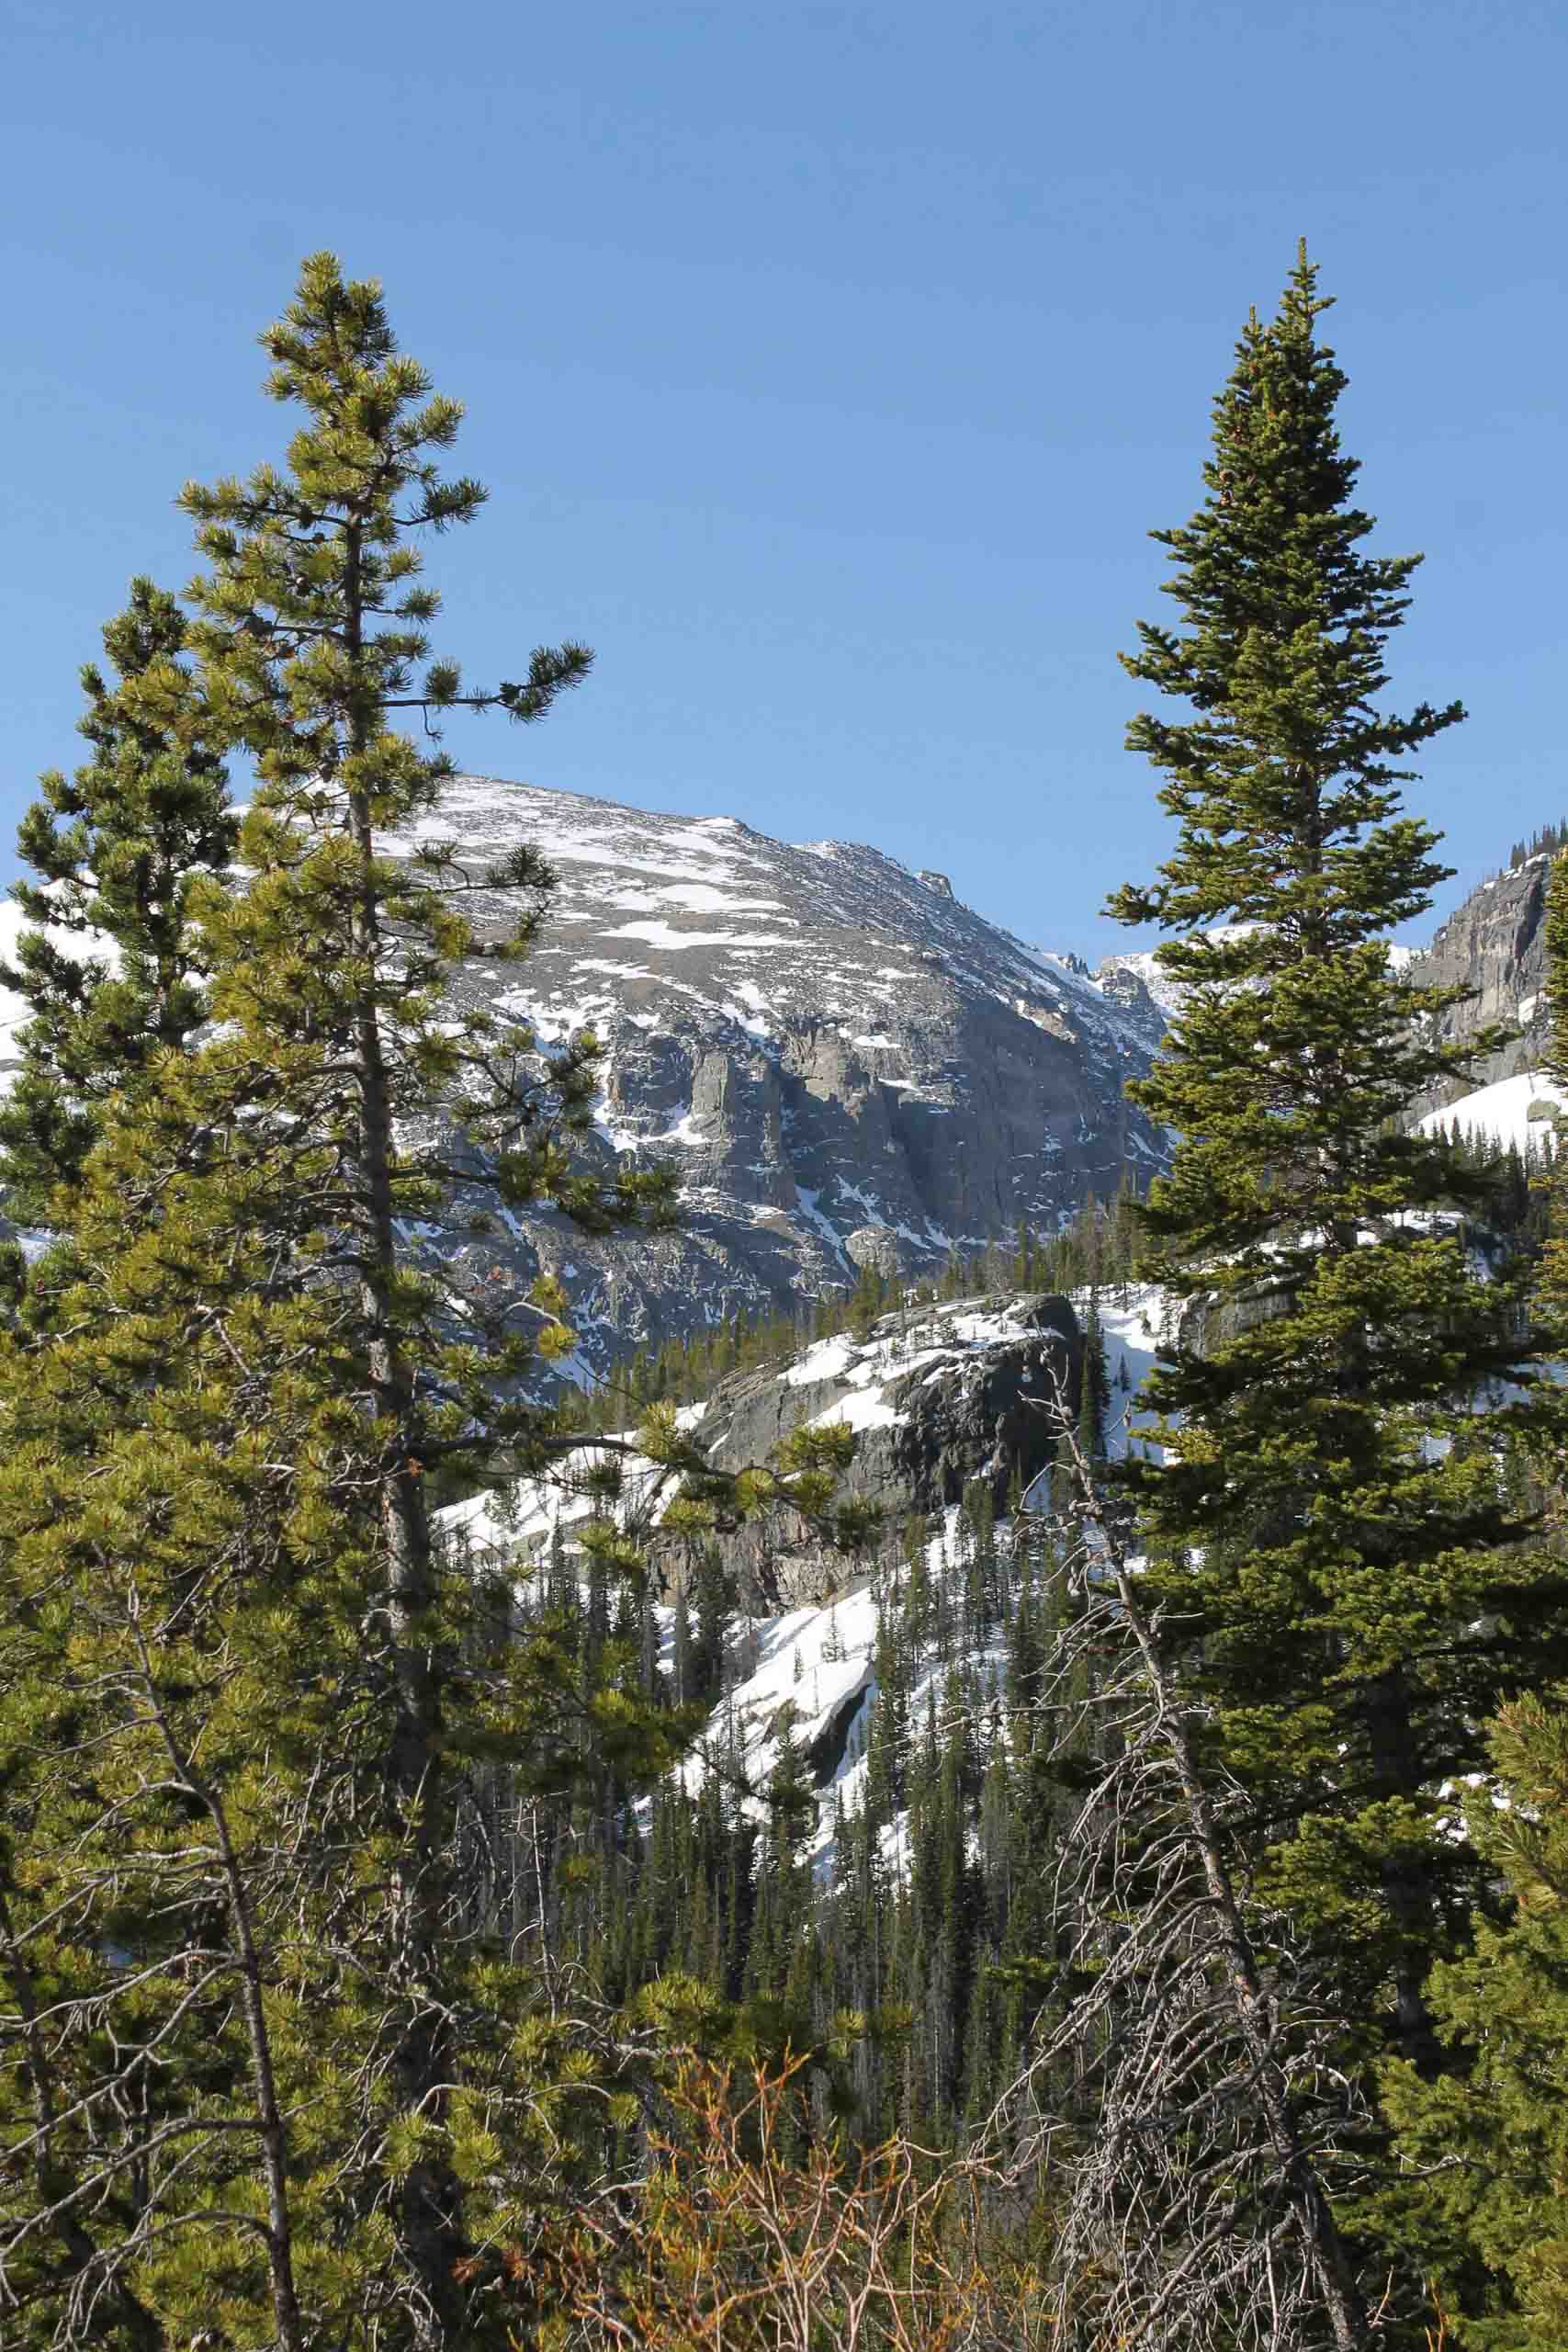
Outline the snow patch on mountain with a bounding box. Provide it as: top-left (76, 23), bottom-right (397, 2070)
top-left (1416, 1070), bottom-right (1566, 1153)
top-left (371, 775), bottom-right (1176, 1367)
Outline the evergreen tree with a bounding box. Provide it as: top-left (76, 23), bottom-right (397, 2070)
top-left (847, 1260), bottom-right (885, 1342)
top-left (1372, 854), bottom-right (1568, 2336)
top-left (0, 256), bottom-right (868, 2351)
top-left (1382, 1690), bottom-right (1568, 2349)
top-left (1077, 1287), bottom-right (1110, 1461)
top-left (864, 1601), bottom-right (908, 1826)
top-left (672, 1582), bottom-right (694, 1706)
top-left (0, 578), bottom-right (236, 1218)
top-left (690, 1545), bottom-right (733, 1707)
top-left (1109, 248), bottom-right (1568, 2075)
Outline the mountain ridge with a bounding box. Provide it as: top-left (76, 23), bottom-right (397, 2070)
top-left (0, 776), bottom-right (1556, 1374)
top-left (390, 775), bottom-right (1169, 1369)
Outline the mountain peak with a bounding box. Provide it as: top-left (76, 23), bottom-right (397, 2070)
top-left (393, 776), bottom-right (1168, 1368)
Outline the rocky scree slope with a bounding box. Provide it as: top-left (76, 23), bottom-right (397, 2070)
top-left (382, 777), bottom-right (1168, 1372)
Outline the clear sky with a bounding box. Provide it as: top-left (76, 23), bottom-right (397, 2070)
top-left (6, 0), bottom-right (1565, 960)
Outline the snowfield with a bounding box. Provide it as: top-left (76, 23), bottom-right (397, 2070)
top-left (1416, 1070), bottom-right (1565, 1154)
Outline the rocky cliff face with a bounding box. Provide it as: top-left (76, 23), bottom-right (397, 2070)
top-left (688, 1291), bottom-right (1079, 1607)
top-left (1091, 856), bottom-right (1558, 1125)
top-left (1401, 853), bottom-right (1554, 1114)
top-left (391, 777), bottom-right (1167, 1372)
top-left (437, 1288), bottom-right (1086, 1843)
top-left (444, 1289), bottom-right (1082, 1614)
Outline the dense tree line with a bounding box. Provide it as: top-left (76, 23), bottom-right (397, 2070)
top-left (1506, 816), bottom-right (1568, 870)
top-left (469, 1490), bottom-right (1076, 2140)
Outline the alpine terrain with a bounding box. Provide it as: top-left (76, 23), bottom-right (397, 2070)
top-left (373, 774), bottom-right (1168, 1369)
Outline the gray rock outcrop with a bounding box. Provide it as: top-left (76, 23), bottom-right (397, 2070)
top-left (1091, 851), bottom-right (1561, 1126)
top-left (1402, 853), bottom-right (1554, 1115)
top-left (679, 1291), bottom-right (1081, 1607)
top-left (391, 777), bottom-right (1168, 1374)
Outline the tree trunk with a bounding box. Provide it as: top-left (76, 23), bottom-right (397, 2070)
top-left (344, 523), bottom-right (465, 2345)
top-left (136, 1662), bottom-right (309, 2352)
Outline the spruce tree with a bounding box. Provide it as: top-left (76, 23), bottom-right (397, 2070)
top-left (1109, 248), bottom-right (1568, 2075)
top-left (1076, 1287), bottom-right (1110, 1460)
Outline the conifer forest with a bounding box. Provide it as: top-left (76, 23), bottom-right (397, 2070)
top-left (5, 245), bottom-right (1568, 2352)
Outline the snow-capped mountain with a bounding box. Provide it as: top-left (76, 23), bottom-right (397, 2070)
top-left (389, 776), bottom-right (1169, 1368)
top-left (7, 771), bottom-right (1555, 1378)
top-left (1092, 922), bottom-right (1259, 1021)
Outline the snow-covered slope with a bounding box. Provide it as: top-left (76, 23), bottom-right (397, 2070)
top-left (387, 776), bottom-right (1168, 1371)
top-left (434, 1283), bottom-right (1156, 1880)
top-left (442, 1289), bottom-right (1082, 1595)
top-left (1093, 924), bottom-right (1251, 1022)
top-left (1416, 1069), bottom-right (1565, 1153)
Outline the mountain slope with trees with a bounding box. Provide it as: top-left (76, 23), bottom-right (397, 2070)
top-left (4, 241), bottom-right (1568, 2352)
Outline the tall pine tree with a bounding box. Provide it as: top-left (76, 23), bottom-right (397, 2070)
top-left (0, 256), bottom-right (867, 2351)
top-left (1109, 247), bottom-right (1568, 2076)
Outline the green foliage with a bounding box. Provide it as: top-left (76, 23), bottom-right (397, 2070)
top-left (0, 577), bottom-right (235, 1217)
top-left (0, 255), bottom-right (785, 2352)
top-left (1076, 1287), bottom-right (1109, 1459)
top-left (1376, 856), bottom-right (1568, 2339)
top-left (1383, 1692), bottom-right (1568, 2348)
top-left (11, 231), bottom-right (1562, 2347)
top-left (0, 247), bottom-right (874, 2336)
top-left (1109, 246), bottom-right (1568, 2076)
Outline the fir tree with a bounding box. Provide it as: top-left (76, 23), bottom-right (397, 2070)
top-left (1077, 1287), bottom-right (1110, 1461)
top-left (690, 1545), bottom-right (734, 1706)
top-left (1109, 247), bottom-right (1568, 2075)
top-left (672, 1582), bottom-right (694, 1706)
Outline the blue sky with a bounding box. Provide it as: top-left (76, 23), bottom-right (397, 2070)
top-left (6, 0), bottom-right (1565, 958)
